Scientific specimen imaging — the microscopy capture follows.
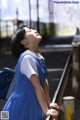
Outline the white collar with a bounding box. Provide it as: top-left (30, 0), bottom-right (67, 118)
top-left (25, 50), bottom-right (44, 59)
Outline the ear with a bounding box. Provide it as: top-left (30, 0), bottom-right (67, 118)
top-left (20, 39), bottom-right (28, 45)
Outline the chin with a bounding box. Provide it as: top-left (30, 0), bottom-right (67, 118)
top-left (38, 35), bottom-right (42, 40)
top-left (36, 35), bottom-right (42, 42)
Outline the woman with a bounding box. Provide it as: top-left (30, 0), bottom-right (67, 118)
top-left (3, 26), bottom-right (59, 120)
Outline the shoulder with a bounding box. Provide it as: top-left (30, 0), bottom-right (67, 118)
top-left (20, 54), bottom-right (38, 78)
top-left (21, 54), bottom-right (36, 64)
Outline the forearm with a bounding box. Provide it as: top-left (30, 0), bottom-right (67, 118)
top-left (35, 84), bottom-right (48, 115)
top-left (44, 79), bottom-right (51, 107)
top-left (30, 75), bottom-right (59, 119)
top-left (30, 75), bottom-right (48, 115)
top-left (35, 85), bottom-right (59, 119)
top-left (45, 92), bottom-right (51, 108)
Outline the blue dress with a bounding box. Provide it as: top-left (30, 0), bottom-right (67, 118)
top-left (3, 51), bottom-right (47, 120)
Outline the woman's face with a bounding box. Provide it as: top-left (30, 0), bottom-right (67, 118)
top-left (24, 27), bottom-right (42, 43)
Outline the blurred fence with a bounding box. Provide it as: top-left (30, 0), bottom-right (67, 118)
top-left (0, 0), bottom-right (56, 54)
top-left (0, 0), bottom-right (54, 38)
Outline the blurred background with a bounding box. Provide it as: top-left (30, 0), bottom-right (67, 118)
top-left (0, 0), bottom-right (80, 54)
top-left (0, 1), bottom-right (80, 119)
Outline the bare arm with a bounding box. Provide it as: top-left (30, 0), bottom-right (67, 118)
top-left (30, 75), bottom-right (59, 119)
top-left (44, 78), bottom-right (51, 107)
top-left (30, 74), bottom-right (48, 115)
top-left (44, 79), bottom-right (59, 110)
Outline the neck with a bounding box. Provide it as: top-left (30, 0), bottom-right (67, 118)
top-left (29, 47), bottom-right (39, 53)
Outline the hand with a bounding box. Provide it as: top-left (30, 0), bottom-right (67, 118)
top-left (46, 109), bottom-right (58, 119)
top-left (50, 103), bottom-right (59, 111)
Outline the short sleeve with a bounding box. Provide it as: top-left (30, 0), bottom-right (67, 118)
top-left (20, 55), bottom-right (38, 78)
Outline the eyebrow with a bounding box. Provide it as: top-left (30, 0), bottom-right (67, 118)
top-left (25, 27), bottom-right (32, 34)
top-left (29, 26), bottom-right (32, 29)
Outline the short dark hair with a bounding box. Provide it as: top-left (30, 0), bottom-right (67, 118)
top-left (11, 27), bottom-right (26, 58)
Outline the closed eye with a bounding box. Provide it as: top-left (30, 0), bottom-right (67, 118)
top-left (28, 29), bottom-right (31, 32)
top-left (27, 27), bottom-right (36, 33)
top-left (27, 28), bottom-right (32, 33)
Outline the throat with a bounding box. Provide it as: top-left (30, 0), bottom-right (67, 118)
top-left (29, 48), bottom-right (39, 53)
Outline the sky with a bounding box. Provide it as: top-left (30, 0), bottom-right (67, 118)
top-left (0, 0), bottom-right (49, 22)
top-left (0, 0), bottom-right (80, 27)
